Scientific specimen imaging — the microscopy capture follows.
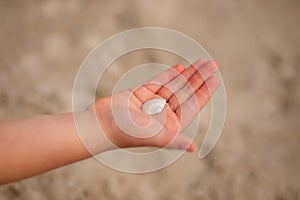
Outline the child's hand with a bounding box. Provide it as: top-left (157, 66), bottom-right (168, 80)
top-left (0, 59), bottom-right (219, 184)
top-left (87, 59), bottom-right (219, 152)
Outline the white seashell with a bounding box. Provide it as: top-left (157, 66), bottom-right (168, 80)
top-left (142, 98), bottom-right (166, 115)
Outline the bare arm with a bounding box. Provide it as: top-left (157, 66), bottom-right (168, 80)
top-left (0, 112), bottom-right (100, 184)
top-left (0, 59), bottom-right (219, 184)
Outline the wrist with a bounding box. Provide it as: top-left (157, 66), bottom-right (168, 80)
top-left (73, 109), bottom-right (115, 155)
top-left (87, 97), bottom-right (131, 149)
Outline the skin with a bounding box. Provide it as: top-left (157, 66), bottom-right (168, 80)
top-left (0, 59), bottom-right (219, 185)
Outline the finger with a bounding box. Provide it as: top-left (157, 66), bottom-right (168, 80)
top-left (168, 60), bottom-right (218, 111)
top-left (164, 134), bottom-right (195, 152)
top-left (131, 86), bottom-right (160, 104)
top-left (157, 59), bottom-right (206, 100)
top-left (130, 64), bottom-right (184, 102)
top-left (176, 76), bottom-right (220, 129)
top-left (133, 64), bottom-right (185, 92)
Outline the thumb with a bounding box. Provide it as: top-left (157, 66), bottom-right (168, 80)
top-left (165, 134), bottom-right (195, 152)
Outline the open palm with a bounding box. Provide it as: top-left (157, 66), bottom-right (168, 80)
top-left (92, 59), bottom-right (219, 152)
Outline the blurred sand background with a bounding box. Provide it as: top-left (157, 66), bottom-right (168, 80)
top-left (0, 0), bottom-right (300, 199)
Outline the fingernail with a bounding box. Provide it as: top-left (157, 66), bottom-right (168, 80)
top-left (180, 144), bottom-right (190, 150)
top-left (174, 64), bottom-right (185, 72)
top-left (213, 61), bottom-right (219, 67)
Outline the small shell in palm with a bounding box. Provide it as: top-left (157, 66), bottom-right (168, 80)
top-left (142, 98), bottom-right (166, 115)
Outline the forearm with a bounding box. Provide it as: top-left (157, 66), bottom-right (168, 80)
top-left (0, 60), bottom-right (218, 184)
top-left (0, 111), bottom-right (111, 184)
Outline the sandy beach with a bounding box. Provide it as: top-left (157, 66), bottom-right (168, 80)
top-left (0, 0), bottom-right (299, 199)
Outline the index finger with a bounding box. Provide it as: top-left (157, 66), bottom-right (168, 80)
top-left (130, 64), bottom-right (185, 94)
